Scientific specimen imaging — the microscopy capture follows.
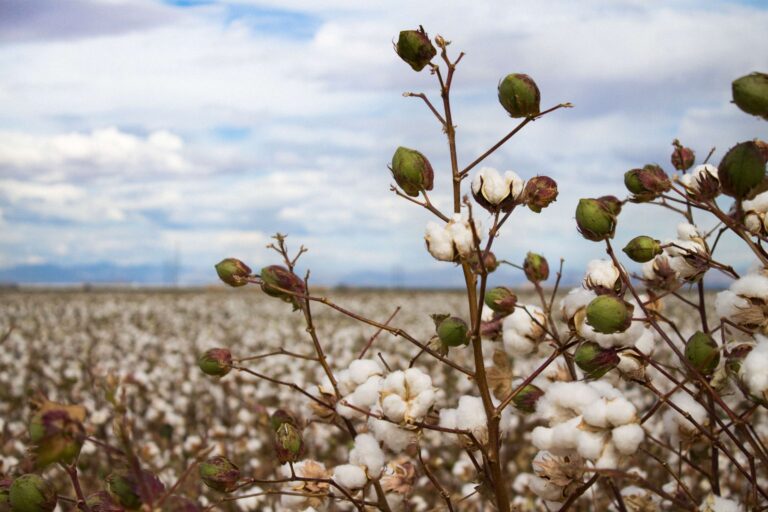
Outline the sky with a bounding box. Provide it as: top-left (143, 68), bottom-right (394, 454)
top-left (0, 0), bottom-right (766, 287)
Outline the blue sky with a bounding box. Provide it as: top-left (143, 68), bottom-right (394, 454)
top-left (0, 0), bottom-right (766, 286)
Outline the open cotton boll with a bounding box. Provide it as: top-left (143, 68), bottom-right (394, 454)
top-left (333, 464), bottom-right (368, 489)
top-left (381, 394), bottom-right (408, 423)
top-left (605, 397), bottom-right (637, 426)
top-left (634, 327), bottom-right (656, 354)
top-left (368, 417), bottom-right (415, 453)
top-left (588, 380), bottom-right (623, 400)
top-left (560, 288), bottom-right (596, 322)
top-left (425, 221), bottom-right (455, 261)
top-left (743, 191), bottom-right (768, 213)
top-left (455, 396), bottom-right (488, 443)
top-left (662, 391), bottom-right (709, 444)
top-left (612, 423), bottom-right (645, 455)
top-left (404, 368), bottom-right (432, 395)
top-left (715, 290), bottom-right (750, 320)
top-left (739, 337), bottom-right (768, 398)
top-left (583, 259), bottom-right (621, 290)
top-left (348, 359), bottom-right (383, 386)
top-left (680, 164), bottom-right (718, 193)
top-left (502, 305), bottom-right (546, 355)
top-left (382, 371), bottom-right (406, 397)
top-left (582, 399), bottom-right (609, 428)
top-left (472, 167), bottom-right (524, 205)
top-left (595, 441), bottom-right (619, 469)
top-left (700, 494), bottom-right (743, 512)
top-left (438, 408), bottom-right (457, 430)
top-left (577, 430), bottom-right (607, 460)
top-left (731, 273), bottom-right (768, 299)
top-left (531, 426), bottom-right (554, 451)
top-left (502, 331), bottom-right (535, 355)
top-left (547, 381), bottom-right (601, 415)
top-left (549, 416), bottom-right (582, 454)
top-left (349, 434), bottom-right (385, 477)
top-left (528, 475), bottom-right (564, 502)
top-left (676, 222), bottom-right (702, 241)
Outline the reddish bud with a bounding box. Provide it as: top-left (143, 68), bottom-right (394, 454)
top-left (199, 456), bottom-right (241, 493)
top-left (671, 140), bottom-right (695, 171)
top-left (575, 341), bottom-right (620, 379)
top-left (260, 265), bottom-right (306, 309)
top-left (523, 176), bottom-right (558, 213)
top-left (523, 252), bottom-right (549, 282)
top-left (198, 348), bottom-right (232, 377)
top-left (214, 258), bottom-right (252, 287)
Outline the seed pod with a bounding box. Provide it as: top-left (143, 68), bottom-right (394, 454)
top-left (732, 72), bottom-right (768, 119)
top-left (512, 385), bottom-right (544, 413)
top-left (575, 341), bottom-right (620, 379)
top-left (271, 410), bottom-right (305, 464)
top-left (214, 258), bottom-right (252, 287)
top-left (523, 176), bottom-right (558, 213)
top-left (597, 195), bottom-right (623, 216)
top-left (85, 491), bottom-right (123, 512)
top-left (483, 287), bottom-right (517, 315)
top-left (498, 74), bottom-right (541, 118)
top-left (106, 469), bottom-right (165, 511)
top-left (469, 250), bottom-right (499, 274)
top-left (198, 348), bottom-right (232, 377)
top-left (622, 236), bottom-right (662, 263)
top-left (28, 400), bottom-right (86, 468)
top-left (523, 252), bottom-right (549, 282)
top-left (8, 475), bottom-right (56, 512)
top-left (436, 316), bottom-right (469, 347)
top-left (394, 27), bottom-right (436, 71)
top-left (575, 198), bottom-right (616, 241)
top-left (260, 265), bottom-right (306, 309)
top-left (718, 141), bottom-right (766, 198)
top-left (624, 164), bottom-right (670, 201)
top-left (390, 147), bottom-right (434, 197)
top-left (671, 139), bottom-right (695, 171)
top-left (585, 295), bottom-right (632, 334)
top-left (199, 456), bottom-right (241, 493)
top-left (685, 331), bottom-right (720, 375)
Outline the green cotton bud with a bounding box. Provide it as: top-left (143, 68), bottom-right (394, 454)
top-left (484, 287), bottom-right (517, 315)
top-left (8, 475), bottom-right (57, 512)
top-left (585, 295), bottom-right (632, 334)
top-left (106, 469), bottom-right (165, 511)
top-left (575, 198), bottom-right (616, 242)
top-left (199, 456), bottom-right (241, 493)
top-left (523, 252), bottom-right (549, 282)
top-left (574, 341), bottom-right (620, 379)
top-left (394, 27), bottom-right (436, 71)
top-left (624, 164), bottom-right (671, 202)
top-left (732, 72), bottom-right (768, 120)
top-left (28, 400), bottom-right (86, 468)
top-left (685, 331), bottom-right (720, 375)
top-left (622, 236), bottom-right (662, 263)
top-left (214, 258), bottom-right (252, 287)
top-left (512, 385), bottom-right (544, 413)
top-left (390, 147), bottom-right (434, 197)
top-left (198, 348), bottom-right (233, 377)
top-left (718, 141), bottom-right (766, 198)
top-left (271, 410), bottom-right (305, 464)
top-left (436, 316), bottom-right (470, 347)
top-left (498, 73), bottom-right (541, 118)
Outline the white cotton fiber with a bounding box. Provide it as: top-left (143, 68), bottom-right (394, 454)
top-left (333, 464), bottom-right (367, 489)
top-left (605, 397), bottom-right (636, 426)
top-left (731, 273), bottom-right (768, 299)
top-left (740, 336), bottom-right (768, 397)
top-left (349, 433), bottom-right (385, 477)
top-left (612, 423), bottom-right (645, 455)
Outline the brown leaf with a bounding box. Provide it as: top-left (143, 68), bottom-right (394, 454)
top-left (487, 350), bottom-right (513, 401)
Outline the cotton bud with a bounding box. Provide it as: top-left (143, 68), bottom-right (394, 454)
top-left (598, 195), bottom-right (623, 216)
top-left (260, 265), bottom-right (306, 308)
top-left (106, 469), bottom-right (164, 510)
top-left (718, 141), bottom-right (766, 198)
top-left (199, 456), bottom-right (241, 493)
top-left (436, 316), bottom-right (469, 347)
top-left (671, 139), bottom-right (695, 171)
top-left (85, 491), bottom-right (123, 512)
top-left (574, 342), bottom-right (620, 379)
top-left (469, 250), bottom-right (499, 274)
top-left (198, 348), bottom-right (232, 377)
top-left (685, 332), bottom-right (720, 375)
top-left (585, 295), bottom-right (632, 334)
top-left (8, 475), bottom-right (56, 512)
top-left (394, 27), bottom-right (436, 72)
top-left (524, 252), bottom-right (549, 282)
top-left (498, 73), bottom-right (541, 118)
top-left (624, 164), bottom-right (670, 201)
top-left (484, 287), bottom-right (517, 314)
top-left (512, 384), bottom-right (544, 413)
top-left (523, 176), bottom-right (558, 212)
top-left (271, 410), bottom-right (305, 464)
top-left (622, 236), bottom-right (662, 263)
top-left (732, 72), bottom-right (768, 119)
top-left (471, 167), bottom-right (524, 212)
top-left (575, 198), bottom-right (616, 241)
top-left (215, 258), bottom-right (251, 287)
top-left (390, 146), bottom-right (434, 197)
top-left (28, 400), bottom-right (86, 468)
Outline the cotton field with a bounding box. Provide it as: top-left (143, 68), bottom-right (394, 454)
top-left (2, 286), bottom-right (764, 511)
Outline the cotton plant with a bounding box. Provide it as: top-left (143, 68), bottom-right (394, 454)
top-left (5, 28), bottom-right (768, 512)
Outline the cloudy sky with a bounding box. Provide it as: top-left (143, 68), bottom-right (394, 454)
top-left (0, 0), bottom-right (766, 286)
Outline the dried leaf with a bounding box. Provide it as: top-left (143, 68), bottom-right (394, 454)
top-left (487, 350), bottom-right (513, 400)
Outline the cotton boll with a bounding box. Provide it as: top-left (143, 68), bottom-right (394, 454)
top-left (595, 441), bottom-right (619, 469)
top-left (348, 359), bottom-right (383, 386)
top-left (583, 259), bottom-right (621, 290)
top-left (368, 417), bottom-right (415, 453)
top-left (425, 221), bottom-right (455, 261)
top-left (382, 371), bottom-right (406, 397)
top-left (676, 222), bottom-right (702, 241)
top-left (612, 424), bottom-right (645, 455)
top-left (731, 273), bottom-right (768, 299)
top-left (588, 380), bottom-right (622, 400)
top-left (350, 376), bottom-right (382, 408)
top-left (528, 475), bottom-right (564, 501)
top-left (547, 381), bottom-right (600, 415)
top-left (577, 430), bottom-right (607, 460)
top-left (381, 394), bottom-right (407, 423)
top-left (531, 426), bottom-right (554, 451)
top-left (700, 493), bottom-right (744, 512)
top-left (407, 389), bottom-right (435, 420)
top-left (349, 434), bottom-right (385, 477)
top-left (438, 408), bottom-right (457, 430)
top-left (739, 337), bottom-right (768, 398)
top-left (634, 328), bottom-right (656, 354)
top-left (606, 397), bottom-right (637, 426)
top-left (662, 391), bottom-right (709, 444)
top-left (582, 399), bottom-right (609, 428)
top-left (715, 290), bottom-right (750, 320)
top-left (502, 331), bottom-right (535, 356)
top-left (333, 464), bottom-right (367, 489)
top-left (560, 288), bottom-right (596, 322)
top-left (404, 368), bottom-right (432, 395)
top-left (456, 396), bottom-right (488, 443)
top-left (550, 417), bottom-right (582, 453)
